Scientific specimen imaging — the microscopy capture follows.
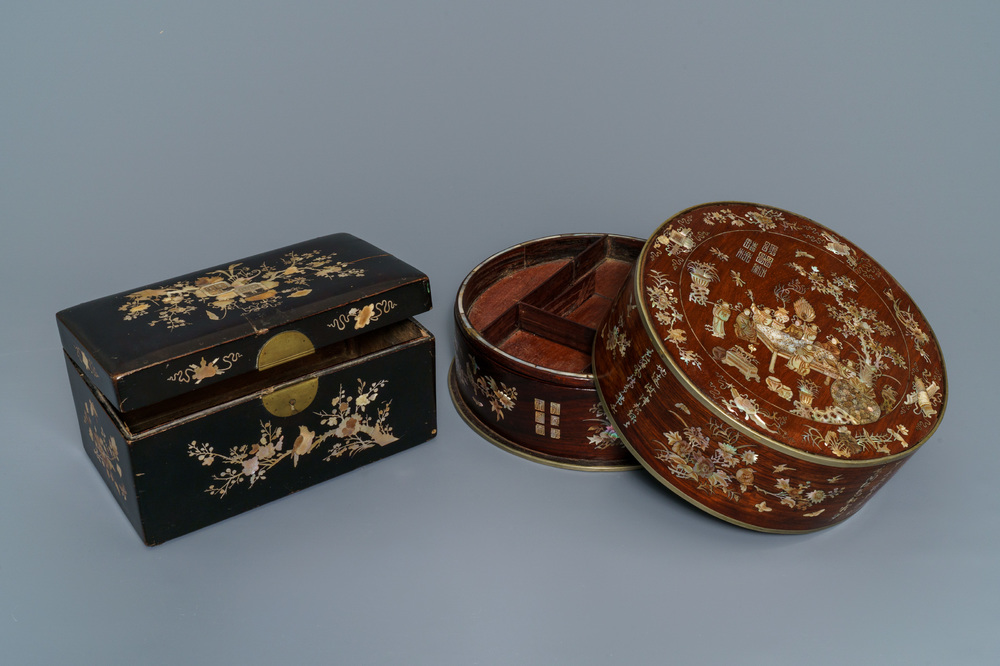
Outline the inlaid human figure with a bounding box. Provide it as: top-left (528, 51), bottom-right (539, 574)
top-left (735, 308), bottom-right (756, 342)
top-left (818, 336), bottom-right (842, 360)
top-left (711, 301), bottom-right (732, 338)
top-left (785, 317), bottom-right (806, 340)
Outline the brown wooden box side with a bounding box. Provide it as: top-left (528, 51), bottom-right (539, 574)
top-left (593, 274), bottom-right (908, 532)
top-left (452, 333), bottom-right (625, 468)
top-left (452, 234), bottom-right (643, 469)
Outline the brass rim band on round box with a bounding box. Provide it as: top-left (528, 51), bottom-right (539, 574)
top-left (591, 359), bottom-right (826, 534)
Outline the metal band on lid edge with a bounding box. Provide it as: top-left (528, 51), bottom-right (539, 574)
top-left (591, 358), bottom-right (831, 534)
top-left (631, 201), bottom-right (949, 469)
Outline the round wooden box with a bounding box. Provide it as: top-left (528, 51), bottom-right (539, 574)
top-left (450, 233), bottom-right (643, 470)
top-left (593, 202), bottom-right (947, 532)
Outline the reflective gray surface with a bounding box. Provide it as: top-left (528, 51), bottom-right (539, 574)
top-left (3, 2), bottom-right (997, 663)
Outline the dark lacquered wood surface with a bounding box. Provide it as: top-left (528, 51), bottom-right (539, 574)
top-left (57, 234), bottom-right (431, 413)
top-left (66, 319), bottom-right (437, 545)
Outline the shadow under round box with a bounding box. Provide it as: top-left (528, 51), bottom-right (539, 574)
top-left (450, 233), bottom-right (644, 470)
top-left (592, 202), bottom-right (948, 532)
top-left (57, 234), bottom-right (436, 545)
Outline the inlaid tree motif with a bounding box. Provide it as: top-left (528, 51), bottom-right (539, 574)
top-left (647, 270), bottom-right (703, 368)
top-left (83, 400), bottom-right (127, 501)
top-left (789, 263), bottom-right (906, 384)
top-left (586, 403), bottom-right (621, 450)
top-left (188, 378), bottom-right (397, 497)
top-left (458, 355), bottom-right (517, 420)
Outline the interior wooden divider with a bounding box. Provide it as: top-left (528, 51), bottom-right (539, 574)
top-left (464, 233), bottom-right (641, 373)
top-left (547, 271), bottom-right (598, 318)
top-left (475, 235), bottom-right (622, 364)
top-left (517, 302), bottom-right (595, 354)
top-left (480, 302), bottom-right (521, 346)
top-left (518, 260), bottom-right (581, 310)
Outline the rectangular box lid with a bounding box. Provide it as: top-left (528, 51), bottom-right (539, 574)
top-left (57, 233), bottom-right (431, 413)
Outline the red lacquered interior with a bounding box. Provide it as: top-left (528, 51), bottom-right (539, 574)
top-left (462, 235), bottom-right (641, 373)
top-left (467, 261), bottom-right (568, 331)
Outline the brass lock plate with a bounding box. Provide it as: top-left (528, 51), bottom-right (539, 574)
top-left (261, 378), bottom-right (319, 417)
top-left (258, 330), bottom-right (318, 417)
top-left (257, 330), bottom-right (315, 371)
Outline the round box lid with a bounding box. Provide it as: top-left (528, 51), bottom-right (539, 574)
top-left (634, 202), bottom-right (946, 465)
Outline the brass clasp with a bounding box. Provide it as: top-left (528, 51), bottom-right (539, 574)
top-left (261, 378), bottom-right (319, 417)
top-left (258, 330), bottom-right (318, 417)
top-left (257, 330), bottom-right (315, 370)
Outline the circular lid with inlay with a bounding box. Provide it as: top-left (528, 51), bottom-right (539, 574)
top-left (635, 202), bottom-right (946, 464)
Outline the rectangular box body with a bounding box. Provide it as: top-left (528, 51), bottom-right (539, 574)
top-left (59, 235), bottom-right (436, 544)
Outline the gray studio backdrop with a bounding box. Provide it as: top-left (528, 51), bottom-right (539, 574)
top-left (2, 2), bottom-right (997, 664)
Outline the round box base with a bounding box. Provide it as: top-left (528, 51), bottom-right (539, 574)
top-left (449, 363), bottom-right (639, 472)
